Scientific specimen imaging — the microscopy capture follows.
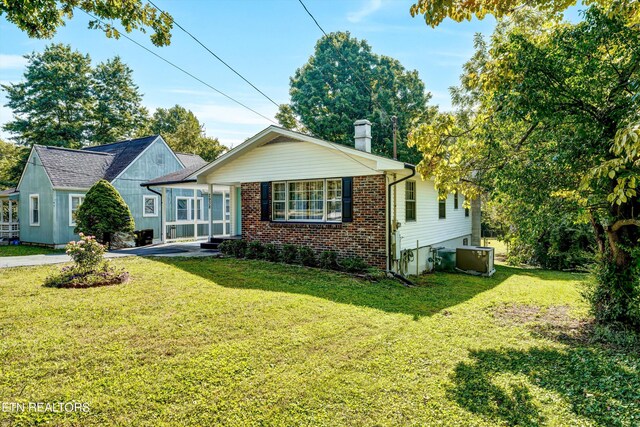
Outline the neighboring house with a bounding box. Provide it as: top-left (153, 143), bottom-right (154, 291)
top-left (0, 188), bottom-right (19, 241)
top-left (147, 121), bottom-right (480, 273)
top-left (15, 135), bottom-right (209, 247)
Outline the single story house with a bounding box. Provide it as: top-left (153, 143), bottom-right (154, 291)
top-left (12, 135), bottom-right (223, 247)
top-left (145, 121), bottom-right (480, 273)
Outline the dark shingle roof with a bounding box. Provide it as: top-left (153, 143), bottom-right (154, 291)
top-left (0, 187), bottom-right (17, 196)
top-left (82, 135), bottom-right (159, 181)
top-left (142, 163), bottom-right (203, 186)
top-left (34, 146), bottom-right (114, 189)
top-left (176, 152), bottom-right (207, 168)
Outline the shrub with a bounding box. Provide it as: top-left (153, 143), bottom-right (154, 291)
top-left (65, 233), bottom-right (105, 272)
top-left (44, 262), bottom-right (128, 288)
top-left (231, 240), bottom-right (247, 258)
top-left (340, 256), bottom-right (369, 273)
top-left (281, 244), bottom-right (299, 264)
top-left (246, 241), bottom-right (264, 259)
top-left (217, 240), bottom-right (233, 255)
top-left (262, 243), bottom-right (280, 262)
top-left (319, 250), bottom-right (340, 270)
top-left (74, 180), bottom-right (134, 247)
top-left (298, 246), bottom-right (317, 267)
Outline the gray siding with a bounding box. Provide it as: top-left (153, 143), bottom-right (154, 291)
top-left (17, 151), bottom-right (55, 245)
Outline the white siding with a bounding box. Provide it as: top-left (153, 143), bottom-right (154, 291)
top-left (392, 177), bottom-right (472, 250)
top-left (203, 141), bottom-right (381, 184)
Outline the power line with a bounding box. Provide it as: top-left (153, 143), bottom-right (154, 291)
top-left (80, 10), bottom-right (278, 126)
top-left (147, 0), bottom-right (281, 109)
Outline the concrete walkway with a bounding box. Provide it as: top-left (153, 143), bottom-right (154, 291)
top-left (0, 242), bottom-right (219, 269)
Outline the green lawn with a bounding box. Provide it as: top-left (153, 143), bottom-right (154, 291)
top-left (1, 258), bottom-right (638, 426)
top-left (0, 244), bottom-right (64, 257)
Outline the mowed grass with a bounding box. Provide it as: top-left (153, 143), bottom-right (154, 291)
top-left (0, 245), bottom-right (64, 257)
top-left (1, 258), bottom-right (638, 426)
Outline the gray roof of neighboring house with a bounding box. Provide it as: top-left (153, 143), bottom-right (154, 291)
top-left (81, 135), bottom-right (159, 181)
top-left (34, 145), bottom-right (114, 189)
top-left (176, 152), bottom-right (207, 168)
top-left (0, 187), bottom-right (18, 196)
top-left (142, 163), bottom-right (205, 186)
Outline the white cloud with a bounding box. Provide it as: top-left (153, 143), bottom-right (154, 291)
top-left (0, 54), bottom-right (27, 70)
top-left (347, 0), bottom-right (384, 23)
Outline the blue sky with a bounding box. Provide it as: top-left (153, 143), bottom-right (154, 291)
top-left (0, 0), bottom-right (498, 147)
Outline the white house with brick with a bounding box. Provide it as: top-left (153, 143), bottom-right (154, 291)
top-left (145, 121), bottom-right (480, 273)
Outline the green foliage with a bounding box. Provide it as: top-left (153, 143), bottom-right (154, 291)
top-left (2, 44), bottom-right (148, 148)
top-left (43, 261), bottom-right (128, 288)
top-left (287, 31), bottom-right (433, 164)
top-left (65, 233), bottom-right (106, 272)
top-left (297, 246), bottom-right (317, 267)
top-left (217, 240), bottom-right (233, 256)
top-left (0, 0), bottom-right (174, 46)
top-left (339, 256), bottom-right (369, 273)
top-left (281, 244), bottom-right (299, 264)
top-left (319, 250), bottom-right (339, 270)
top-left (245, 241), bottom-right (264, 260)
top-left (146, 105), bottom-right (227, 161)
top-left (74, 180), bottom-right (134, 246)
top-left (230, 240), bottom-right (247, 258)
top-left (0, 139), bottom-right (28, 189)
top-left (261, 243), bottom-right (280, 262)
top-left (91, 57), bottom-right (148, 144)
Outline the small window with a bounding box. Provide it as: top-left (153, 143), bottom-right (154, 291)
top-left (463, 238), bottom-right (469, 246)
top-left (465, 207), bottom-right (470, 217)
top-left (272, 182), bottom-right (286, 220)
top-left (405, 180), bottom-right (416, 221)
top-left (69, 194), bottom-right (85, 226)
top-left (176, 197), bottom-right (189, 221)
top-left (438, 197), bottom-right (446, 219)
top-left (30, 194), bottom-right (40, 226)
top-left (143, 195), bottom-right (158, 217)
top-left (454, 192), bottom-right (459, 209)
top-left (326, 179), bottom-right (342, 221)
top-left (195, 197), bottom-right (204, 221)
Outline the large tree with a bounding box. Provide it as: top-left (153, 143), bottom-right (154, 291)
top-left (283, 32), bottom-right (433, 164)
top-left (0, 140), bottom-right (28, 189)
top-left (146, 105), bottom-right (226, 161)
top-left (2, 44), bottom-right (148, 148)
top-left (92, 57), bottom-right (148, 144)
top-left (2, 44), bottom-right (94, 148)
top-left (409, 9), bottom-right (639, 327)
top-left (0, 0), bottom-right (173, 46)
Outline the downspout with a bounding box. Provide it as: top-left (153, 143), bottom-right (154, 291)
top-left (142, 184), bottom-right (163, 243)
top-left (387, 163), bottom-right (416, 286)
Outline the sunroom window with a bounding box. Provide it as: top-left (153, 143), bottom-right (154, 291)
top-left (272, 179), bottom-right (342, 222)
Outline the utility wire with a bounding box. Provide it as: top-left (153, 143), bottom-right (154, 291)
top-left (147, 0), bottom-right (281, 108)
top-left (81, 10), bottom-right (278, 126)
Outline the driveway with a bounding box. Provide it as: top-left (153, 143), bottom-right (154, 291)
top-left (0, 242), bottom-right (219, 268)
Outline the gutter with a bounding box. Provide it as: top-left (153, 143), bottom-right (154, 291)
top-left (387, 163), bottom-right (416, 286)
top-left (140, 183), bottom-right (164, 242)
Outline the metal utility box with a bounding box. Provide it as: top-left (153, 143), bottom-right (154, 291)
top-left (456, 246), bottom-right (495, 276)
top-left (435, 248), bottom-right (457, 272)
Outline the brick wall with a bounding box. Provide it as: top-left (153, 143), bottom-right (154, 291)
top-left (241, 175), bottom-right (387, 268)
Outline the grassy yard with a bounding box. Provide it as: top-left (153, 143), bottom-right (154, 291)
top-left (0, 258), bottom-right (637, 426)
top-left (0, 245), bottom-right (64, 257)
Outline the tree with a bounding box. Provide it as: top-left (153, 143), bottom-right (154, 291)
top-left (285, 32), bottom-right (433, 164)
top-left (276, 104), bottom-right (306, 132)
top-left (0, 140), bottom-right (28, 189)
top-left (0, 0), bottom-right (173, 47)
top-left (91, 57), bottom-right (148, 144)
top-left (74, 180), bottom-right (134, 247)
top-left (147, 105), bottom-right (227, 161)
top-left (409, 8), bottom-right (639, 328)
top-left (2, 44), bottom-right (94, 148)
top-left (3, 44), bottom-right (149, 148)
top-left (409, 0), bottom-right (640, 27)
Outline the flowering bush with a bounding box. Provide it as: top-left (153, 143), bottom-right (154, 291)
top-left (66, 233), bottom-right (105, 272)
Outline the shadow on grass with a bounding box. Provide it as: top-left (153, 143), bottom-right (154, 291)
top-left (151, 257), bottom-right (578, 319)
top-left (448, 345), bottom-right (640, 427)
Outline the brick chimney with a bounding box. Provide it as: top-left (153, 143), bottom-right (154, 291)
top-left (354, 119), bottom-right (372, 153)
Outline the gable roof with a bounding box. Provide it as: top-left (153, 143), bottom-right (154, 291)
top-left (34, 145), bottom-right (114, 189)
top-left (81, 135), bottom-right (159, 181)
top-left (192, 125), bottom-right (408, 184)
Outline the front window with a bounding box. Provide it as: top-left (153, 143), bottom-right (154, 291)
top-left (143, 195), bottom-right (158, 217)
top-left (405, 181), bottom-right (416, 221)
top-left (69, 194), bottom-right (85, 226)
top-left (177, 197), bottom-right (189, 221)
top-left (30, 195), bottom-right (39, 226)
top-left (176, 197), bottom-right (204, 221)
top-left (272, 179), bottom-right (342, 222)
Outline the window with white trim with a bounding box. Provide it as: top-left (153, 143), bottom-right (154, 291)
top-left (272, 179), bottom-right (342, 222)
top-left (176, 197), bottom-right (204, 221)
top-left (30, 194), bottom-right (40, 226)
top-left (69, 194), bottom-right (85, 226)
top-left (438, 197), bottom-right (446, 219)
top-left (405, 180), bottom-right (416, 221)
top-left (143, 195), bottom-right (158, 217)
